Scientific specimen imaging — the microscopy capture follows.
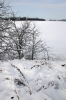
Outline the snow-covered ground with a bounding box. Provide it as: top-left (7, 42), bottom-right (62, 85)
top-left (15, 21), bottom-right (66, 58)
top-left (36, 21), bottom-right (66, 57)
top-left (0, 58), bottom-right (66, 100)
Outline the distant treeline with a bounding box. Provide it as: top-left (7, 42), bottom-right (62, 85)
top-left (49, 19), bottom-right (66, 21)
top-left (1, 17), bottom-right (66, 21)
top-left (1, 17), bottom-right (45, 21)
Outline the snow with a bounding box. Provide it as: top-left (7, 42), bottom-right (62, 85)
top-left (15, 21), bottom-right (66, 58)
top-left (36, 21), bottom-right (66, 57)
top-left (0, 59), bottom-right (66, 100)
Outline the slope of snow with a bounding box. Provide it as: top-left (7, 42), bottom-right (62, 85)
top-left (0, 59), bottom-right (66, 100)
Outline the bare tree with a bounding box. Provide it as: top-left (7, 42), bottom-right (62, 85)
top-left (0, 1), bottom-right (13, 60)
top-left (22, 23), bottom-right (50, 60)
top-left (25, 24), bottom-right (43, 60)
top-left (0, 1), bottom-right (51, 60)
top-left (7, 21), bottom-right (31, 59)
top-left (4, 20), bottom-right (51, 60)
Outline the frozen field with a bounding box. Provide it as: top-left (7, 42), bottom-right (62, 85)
top-left (36, 21), bottom-right (66, 57)
top-left (16, 21), bottom-right (66, 58)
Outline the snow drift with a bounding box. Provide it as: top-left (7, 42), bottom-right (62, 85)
top-left (0, 59), bottom-right (66, 100)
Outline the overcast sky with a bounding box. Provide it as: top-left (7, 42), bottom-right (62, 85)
top-left (5, 0), bottom-right (66, 20)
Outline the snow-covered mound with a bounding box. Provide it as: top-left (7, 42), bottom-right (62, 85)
top-left (0, 59), bottom-right (66, 100)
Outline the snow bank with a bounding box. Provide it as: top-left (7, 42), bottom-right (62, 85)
top-left (0, 59), bottom-right (66, 100)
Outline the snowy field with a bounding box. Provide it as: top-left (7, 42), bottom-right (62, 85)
top-left (0, 58), bottom-right (66, 100)
top-left (0, 21), bottom-right (66, 100)
top-left (16, 21), bottom-right (66, 58)
top-left (36, 21), bottom-right (66, 57)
